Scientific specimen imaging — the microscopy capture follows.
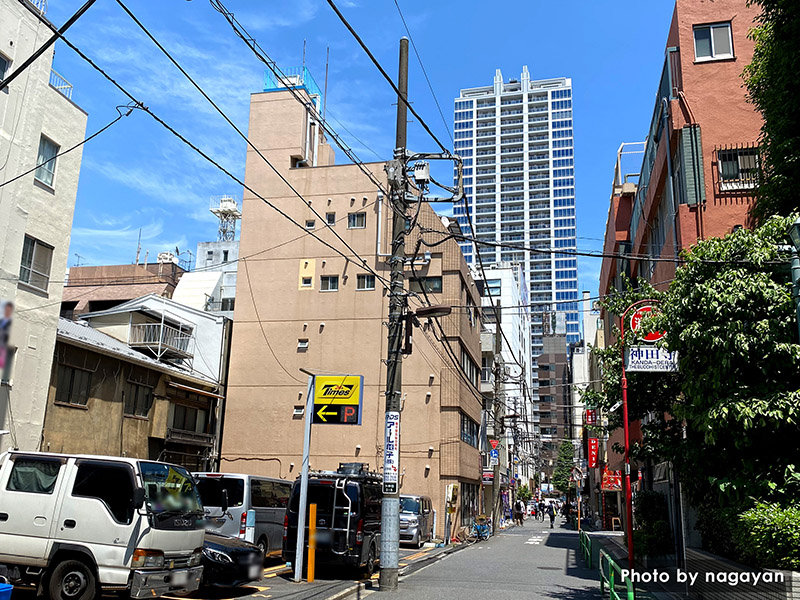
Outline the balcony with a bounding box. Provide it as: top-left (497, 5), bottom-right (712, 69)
top-left (49, 69), bottom-right (73, 100)
top-left (166, 428), bottom-right (214, 447)
top-left (129, 322), bottom-right (194, 359)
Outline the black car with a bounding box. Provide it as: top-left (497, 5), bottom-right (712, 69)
top-left (200, 531), bottom-right (263, 587)
top-left (283, 463), bottom-right (382, 578)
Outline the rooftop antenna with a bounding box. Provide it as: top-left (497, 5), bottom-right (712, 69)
top-left (323, 46), bottom-right (329, 122)
top-left (135, 228), bottom-right (142, 265)
top-left (210, 195), bottom-right (242, 242)
top-left (302, 39), bottom-right (306, 69)
top-left (73, 252), bottom-right (84, 267)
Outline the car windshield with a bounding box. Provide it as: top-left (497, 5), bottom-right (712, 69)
top-left (400, 497), bottom-right (420, 514)
top-left (196, 476), bottom-right (245, 508)
top-left (290, 481), bottom-right (359, 514)
top-left (140, 462), bottom-right (203, 514)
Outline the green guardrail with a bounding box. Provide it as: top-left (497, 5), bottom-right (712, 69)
top-left (579, 529), bottom-right (592, 568)
top-left (598, 548), bottom-right (635, 600)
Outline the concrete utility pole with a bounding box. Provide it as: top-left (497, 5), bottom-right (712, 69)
top-left (491, 301), bottom-right (502, 532)
top-left (379, 36), bottom-right (409, 592)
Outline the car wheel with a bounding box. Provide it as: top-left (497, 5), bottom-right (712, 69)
top-left (256, 537), bottom-right (268, 562)
top-left (48, 559), bottom-right (97, 600)
top-left (361, 544), bottom-right (377, 579)
top-left (415, 532), bottom-right (423, 549)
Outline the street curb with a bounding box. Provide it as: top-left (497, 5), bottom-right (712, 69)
top-left (324, 580), bottom-right (374, 600)
top-left (398, 539), bottom-right (475, 578)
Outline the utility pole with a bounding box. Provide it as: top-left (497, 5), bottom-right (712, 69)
top-left (491, 300), bottom-right (502, 532)
top-left (379, 37), bottom-right (408, 592)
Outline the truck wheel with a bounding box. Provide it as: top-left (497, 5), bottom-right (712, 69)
top-left (256, 537), bottom-right (268, 563)
top-left (48, 559), bottom-right (97, 600)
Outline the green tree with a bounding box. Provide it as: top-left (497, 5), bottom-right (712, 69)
top-left (517, 484), bottom-right (532, 504)
top-left (743, 0), bottom-right (800, 222)
top-left (591, 216), bottom-right (800, 510)
top-left (551, 440), bottom-right (576, 495)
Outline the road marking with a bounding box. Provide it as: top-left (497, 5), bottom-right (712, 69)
top-left (263, 564), bottom-right (289, 573)
top-left (525, 535), bottom-right (545, 545)
top-left (402, 547), bottom-right (434, 562)
top-left (251, 586), bottom-right (271, 591)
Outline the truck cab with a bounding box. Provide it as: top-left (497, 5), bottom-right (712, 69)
top-left (0, 451), bottom-right (206, 600)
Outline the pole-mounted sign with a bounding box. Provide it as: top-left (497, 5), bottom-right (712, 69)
top-left (629, 305), bottom-right (665, 343)
top-left (312, 375), bottom-right (363, 424)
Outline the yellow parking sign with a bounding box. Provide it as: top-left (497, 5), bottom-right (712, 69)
top-left (312, 375), bottom-right (363, 424)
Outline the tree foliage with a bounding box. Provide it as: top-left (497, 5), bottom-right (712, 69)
top-left (743, 0), bottom-right (800, 222)
top-left (551, 440), bottom-right (575, 494)
top-left (590, 216), bottom-right (800, 509)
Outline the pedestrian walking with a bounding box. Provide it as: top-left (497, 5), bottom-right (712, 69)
top-left (547, 503), bottom-right (556, 529)
top-left (539, 501), bottom-right (546, 522)
top-left (513, 499), bottom-right (525, 526)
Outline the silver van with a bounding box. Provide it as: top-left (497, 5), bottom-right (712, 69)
top-left (194, 473), bottom-right (291, 560)
top-left (399, 495), bottom-right (434, 548)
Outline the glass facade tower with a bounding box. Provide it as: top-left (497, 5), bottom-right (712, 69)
top-left (453, 67), bottom-right (580, 353)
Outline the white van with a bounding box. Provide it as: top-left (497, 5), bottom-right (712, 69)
top-left (193, 473), bottom-right (291, 559)
top-left (0, 451), bottom-right (206, 600)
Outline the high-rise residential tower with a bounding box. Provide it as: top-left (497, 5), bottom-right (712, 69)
top-left (453, 68), bottom-right (579, 354)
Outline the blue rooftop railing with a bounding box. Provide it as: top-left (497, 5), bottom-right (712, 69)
top-left (263, 66), bottom-right (322, 100)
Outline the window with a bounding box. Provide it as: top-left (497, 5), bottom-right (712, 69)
top-left (305, 219), bottom-right (315, 230)
top-left (460, 412), bottom-right (479, 448)
top-left (7, 457), bottom-right (61, 494)
top-left (409, 276), bottom-right (442, 294)
top-left (206, 250), bottom-right (214, 265)
top-left (461, 482), bottom-right (479, 526)
top-left (173, 404), bottom-right (204, 432)
top-left (221, 297), bottom-right (235, 311)
top-left (320, 275), bottom-right (339, 291)
top-left (718, 146), bottom-right (759, 190)
top-left (19, 235), bottom-right (53, 291)
top-left (297, 338), bottom-right (309, 351)
top-left (222, 250), bottom-right (229, 262)
top-left (356, 274), bottom-right (375, 290)
top-left (72, 462), bottom-right (135, 524)
top-left (482, 279), bottom-right (501, 297)
top-left (347, 212), bottom-right (366, 229)
top-left (694, 23), bottom-right (733, 61)
top-left (124, 382), bottom-right (154, 418)
top-left (0, 53), bottom-right (8, 80)
top-left (251, 479), bottom-right (290, 509)
top-left (301, 277), bottom-right (312, 287)
top-left (461, 346), bottom-right (479, 387)
top-left (34, 136), bottom-right (59, 187)
top-left (326, 212), bottom-right (336, 225)
top-left (55, 364), bottom-right (91, 406)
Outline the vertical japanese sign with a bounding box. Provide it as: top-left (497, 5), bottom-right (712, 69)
top-left (383, 411), bottom-right (400, 493)
top-left (585, 408), bottom-right (597, 426)
top-left (588, 438), bottom-right (599, 468)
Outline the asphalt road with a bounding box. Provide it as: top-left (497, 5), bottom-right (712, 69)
top-left (381, 518), bottom-right (602, 600)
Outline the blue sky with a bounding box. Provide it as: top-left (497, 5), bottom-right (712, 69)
top-left (46, 0), bottom-right (676, 295)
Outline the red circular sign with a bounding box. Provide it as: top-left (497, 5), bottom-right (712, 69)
top-left (629, 305), bottom-right (665, 342)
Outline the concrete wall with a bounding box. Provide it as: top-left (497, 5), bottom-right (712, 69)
top-left (222, 89), bottom-right (484, 536)
top-left (0, 0), bottom-right (88, 452)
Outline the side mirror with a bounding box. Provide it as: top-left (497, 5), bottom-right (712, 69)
top-left (133, 487), bottom-right (146, 510)
top-left (221, 489), bottom-right (229, 513)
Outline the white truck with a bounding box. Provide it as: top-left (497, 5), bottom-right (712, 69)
top-left (0, 451), bottom-right (206, 600)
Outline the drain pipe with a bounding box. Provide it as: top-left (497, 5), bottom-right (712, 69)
top-left (661, 97), bottom-right (679, 259)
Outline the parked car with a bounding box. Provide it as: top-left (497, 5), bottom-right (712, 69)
top-left (399, 495), bottom-right (434, 548)
top-left (0, 451), bottom-right (205, 600)
top-left (199, 532), bottom-right (263, 588)
top-left (283, 463), bottom-right (381, 578)
top-left (194, 472), bottom-right (292, 560)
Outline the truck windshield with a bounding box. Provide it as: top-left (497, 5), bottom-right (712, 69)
top-left (290, 481), bottom-right (359, 514)
top-left (400, 498), bottom-right (420, 514)
top-left (140, 462), bottom-right (203, 515)
top-left (196, 477), bottom-right (245, 508)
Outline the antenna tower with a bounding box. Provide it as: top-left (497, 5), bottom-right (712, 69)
top-left (210, 195), bottom-right (242, 241)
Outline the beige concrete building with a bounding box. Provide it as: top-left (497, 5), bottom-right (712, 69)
top-left (0, 0), bottom-right (88, 452)
top-left (222, 77), bottom-right (485, 536)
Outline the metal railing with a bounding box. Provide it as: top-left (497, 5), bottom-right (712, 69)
top-left (49, 69), bottom-right (73, 99)
top-left (598, 549), bottom-right (635, 600)
top-left (129, 322), bottom-right (193, 356)
top-left (579, 529), bottom-right (592, 567)
top-left (30, 0), bottom-right (47, 14)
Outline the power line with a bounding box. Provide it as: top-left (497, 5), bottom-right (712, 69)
top-left (391, 0), bottom-right (453, 145)
top-left (326, 0), bottom-right (449, 154)
top-left (0, 103), bottom-right (135, 190)
top-left (23, 14), bottom-right (389, 297)
top-left (114, 0), bottom-right (391, 293)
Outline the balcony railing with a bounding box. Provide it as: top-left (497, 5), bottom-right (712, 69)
top-left (130, 322), bottom-right (193, 359)
top-left (166, 428), bottom-right (214, 447)
top-left (49, 69), bottom-right (73, 99)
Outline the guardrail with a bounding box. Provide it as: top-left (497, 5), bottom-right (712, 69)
top-left (579, 529), bottom-right (592, 568)
top-left (599, 549), bottom-right (635, 600)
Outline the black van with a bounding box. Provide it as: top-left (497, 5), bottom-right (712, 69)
top-left (283, 463), bottom-right (382, 578)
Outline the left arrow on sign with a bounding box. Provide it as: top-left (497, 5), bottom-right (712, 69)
top-left (316, 405), bottom-right (337, 422)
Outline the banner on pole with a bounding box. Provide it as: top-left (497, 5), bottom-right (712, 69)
top-left (382, 411), bottom-right (400, 493)
top-left (588, 438), bottom-right (599, 468)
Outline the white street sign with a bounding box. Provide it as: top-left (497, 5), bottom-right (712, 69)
top-left (626, 346), bottom-right (679, 372)
top-left (383, 411), bottom-right (400, 493)
top-left (489, 457), bottom-right (499, 467)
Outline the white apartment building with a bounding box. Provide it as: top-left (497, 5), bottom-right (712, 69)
top-left (454, 67), bottom-right (580, 358)
top-left (569, 291), bottom-right (599, 459)
top-left (472, 263), bottom-right (534, 486)
top-left (0, 0), bottom-right (88, 451)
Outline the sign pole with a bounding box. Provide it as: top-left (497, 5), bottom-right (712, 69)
top-left (294, 374), bottom-right (315, 582)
